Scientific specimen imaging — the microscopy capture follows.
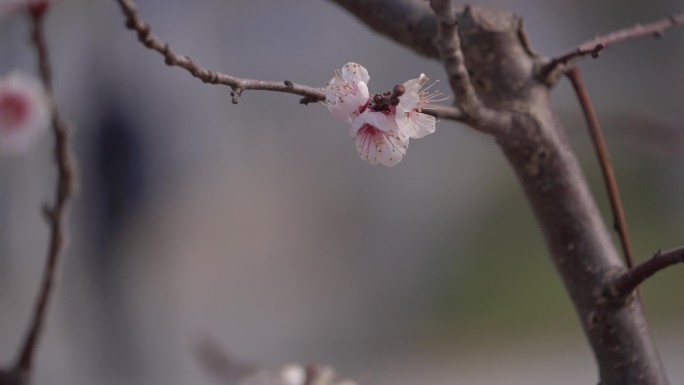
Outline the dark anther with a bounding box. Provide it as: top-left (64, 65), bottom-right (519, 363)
top-left (373, 94), bottom-right (383, 104)
top-left (390, 96), bottom-right (400, 106)
top-left (284, 80), bottom-right (294, 87)
top-left (383, 91), bottom-right (391, 96)
top-left (392, 84), bottom-right (405, 97)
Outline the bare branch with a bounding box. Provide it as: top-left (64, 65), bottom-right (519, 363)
top-left (544, 13), bottom-right (684, 74)
top-left (611, 246), bottom-right (684, 298)
top-left (566, 67), bottom-right (635, 269)
top-left (13, 6), bottom-right (76, 378)
top-left (116, 0), bottom-right (324, 103)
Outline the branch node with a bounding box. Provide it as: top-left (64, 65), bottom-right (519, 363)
top-left (299, 95), bottom-right (318, 105)
top-left (231, 88), bottom-right (243, 104)
top-left (590, 43), bottom-right (605, 58)
top-left (610, 246), bottom-right (684, 298)
top-left (203, 71), bottom-right (219, 84)
top-left (284, 80), bottom-right (294, 88)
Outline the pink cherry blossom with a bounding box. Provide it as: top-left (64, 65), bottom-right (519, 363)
top-left (0, 0), bottom-right (57, 18)
top-left (326, 63), bottom-right (441, 166)
top-left (325, 62), bottom-right (370, 123)
top-left (395, 74), bottom-right (438, 139)
top-left (350, 110), bottom-right (408, 167)
top-left (0, 71), bottom-right (50, 155)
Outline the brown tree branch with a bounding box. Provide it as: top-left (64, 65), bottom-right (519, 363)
top-left (545, 13), bottom-right (684, 74)
top-left (114, 0), bottom-right (465, 121)
top-left (428, 0), bottom-right (507, 133)
top-left (10, 6), bottom-right (76, 381)
top-left (611, 246), bottom-right (684, 298)
top-left (329, 0), bottom-right (439, 59)
top-left (566, 67), bottom-right (636, 270)
top-left (116, 0), bottom-right (324, 104)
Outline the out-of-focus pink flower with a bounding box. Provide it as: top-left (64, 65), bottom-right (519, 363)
top-left (395, 74), bottom-right (438, 139)
top-left (326, 62), bottom-right (370, 123)
top-left (0, 71), bottom-right (50, 155)
top-left (0, 0), bottom-right (57, 19)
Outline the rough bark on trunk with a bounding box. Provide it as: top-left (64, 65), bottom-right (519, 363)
top-left (330, 2), bottom-right (669, 384)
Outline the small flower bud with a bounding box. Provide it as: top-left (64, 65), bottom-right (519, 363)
top-left (392, 84), bottom-right (405, 96)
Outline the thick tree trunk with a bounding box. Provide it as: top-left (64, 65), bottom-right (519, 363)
top-left (456, 8), bottom-right (668, 383)
top-left (498, 91), bottom-right (667, 385)
top-left (330, 2), bottom-right (670, 384)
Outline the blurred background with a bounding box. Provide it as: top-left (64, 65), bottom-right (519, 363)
top-left (0, 0), bottom-right (683, 384)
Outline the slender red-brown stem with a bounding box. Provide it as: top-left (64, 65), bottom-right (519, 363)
top-left (566, 67), bottom-right (636, 271)
top-left (13, 6), bottom-right (76, 378)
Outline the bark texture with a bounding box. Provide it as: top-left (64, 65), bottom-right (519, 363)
top-left (331, 2), bottom-right (669, 384)
top-left (460, 7), bottom-right (667, 385)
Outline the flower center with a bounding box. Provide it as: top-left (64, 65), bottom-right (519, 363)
top-left (369, 84), bottom-right (405, 113)
top-left (0, 91), bottom-right (29, 129)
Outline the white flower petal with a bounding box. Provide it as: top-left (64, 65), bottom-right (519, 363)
top-left (397, 111), bottom-right (436, 139)
top-left (340, 62), bottom-right (370, 85)
top-left (349, 110), bottom-right (397, 137)
top-left (326, 74), bottom-right (369, 123)
top-left (396, 74), bottom-right (426, 114)
top-left (354, 123), bottom-right (408, 167)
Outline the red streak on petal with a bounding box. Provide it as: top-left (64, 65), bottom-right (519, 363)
top-left (0, 91), bottom-right (30, 129)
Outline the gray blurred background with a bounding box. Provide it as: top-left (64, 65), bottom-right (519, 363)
top-left (0, 0), bottom-right (683, 384)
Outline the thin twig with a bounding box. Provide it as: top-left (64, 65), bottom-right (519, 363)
top-left (13, 6), bottom-right (76, 378)
top-left (611, 246), bottom-right (684, 298)
top-left (546, 13), bottom-right (684, 72)
top-left (116, 0), bottom-right (325, 104)
top-left (566, 67), bottom-right (635, 270)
